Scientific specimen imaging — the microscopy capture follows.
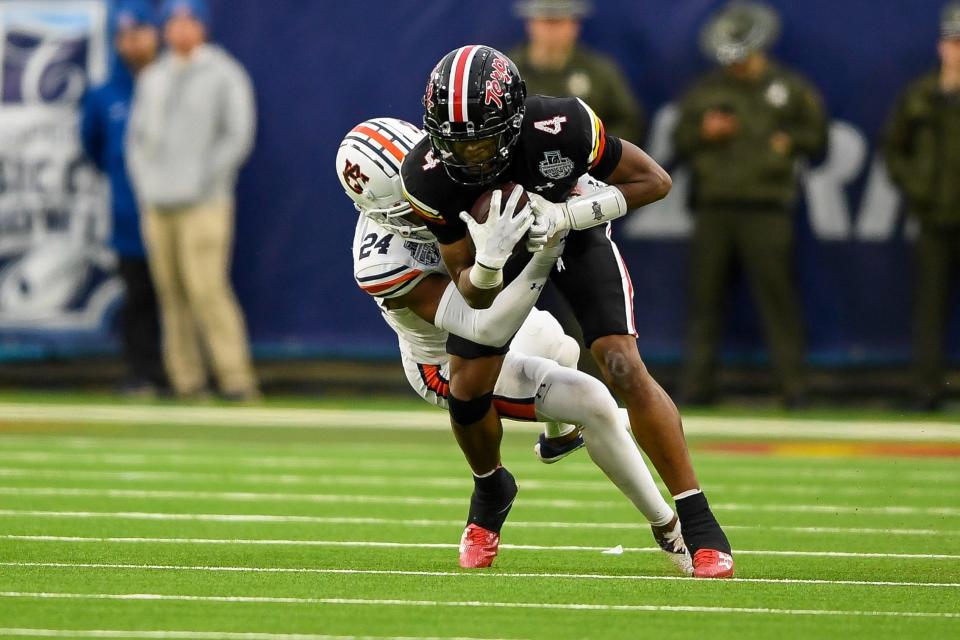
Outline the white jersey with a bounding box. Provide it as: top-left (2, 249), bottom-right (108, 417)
top-left (352, 216), bottom-right (449, 364)
top-left (353, 215), bottom-right (580, 417)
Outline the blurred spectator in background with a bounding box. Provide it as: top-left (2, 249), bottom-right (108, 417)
top-left (509, 0), bottom-right (645, 143)
top-left (884, 1), bottom-right (960, 412)
top-left (81, 0), bottom-right (166, 396)
top-left (674, 1), bottom-right (826, 408)
top-left (127, 0), bottom-right (259, 401)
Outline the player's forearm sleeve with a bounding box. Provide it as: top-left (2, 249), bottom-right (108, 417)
top-left (565, 185), bottom-right (629, 231)
top-left (434, 252), bottom-right (557, 347)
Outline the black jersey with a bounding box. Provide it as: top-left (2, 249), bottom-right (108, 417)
top-left (401, 94), bottom-right (623, 245)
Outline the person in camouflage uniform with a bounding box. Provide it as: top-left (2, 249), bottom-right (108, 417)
top-left (884, 2), bottom-right (960, 411)
top-left (674, 1), bottom-right (827, 407)
top-left (509, 0), bottom-right (645, 144)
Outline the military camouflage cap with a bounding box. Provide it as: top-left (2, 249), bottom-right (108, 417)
top-left (700, 1), bottom-right (781, 64)
top-left (943, 2), bottom-right (960, 39)
top-left (514, 0), bottom-right (593, 19)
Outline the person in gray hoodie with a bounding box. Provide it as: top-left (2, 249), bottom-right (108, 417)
top-left (127, 0), bottom-right (258, 401)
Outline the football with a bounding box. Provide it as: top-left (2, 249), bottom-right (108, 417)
top-left (468, 181), bottom-right (529, 223)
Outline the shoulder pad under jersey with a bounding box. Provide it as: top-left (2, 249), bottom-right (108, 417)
top-left (352, 217), bottom-right (445, 299)
top-left (523, 94), bottom-right (607, 171)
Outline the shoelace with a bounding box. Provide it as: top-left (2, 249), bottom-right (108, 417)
top-left (695, 549), bottom-right (733, 567)
top-left (465, 527), bottom-right (497, 547)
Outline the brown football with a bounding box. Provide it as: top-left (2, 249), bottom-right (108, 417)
top-left (469, 182), bottom-right (529, 223)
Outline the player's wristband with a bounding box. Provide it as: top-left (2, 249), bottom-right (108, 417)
top-left (564, 186), bottom-right (628, 231)
top-left (469, 262), bottom-right (503, 290)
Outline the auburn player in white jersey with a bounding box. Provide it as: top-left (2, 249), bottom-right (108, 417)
top-left (337, 117), bottom-right (690, 572)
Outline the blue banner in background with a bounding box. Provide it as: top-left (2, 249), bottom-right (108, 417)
top-left (2, 0), bottom-right (954, 365)
top-left (0, 0), bottom-right (114, 361)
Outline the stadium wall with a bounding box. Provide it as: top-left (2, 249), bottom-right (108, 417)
top-left (0, 0), bottom-right (955, 367)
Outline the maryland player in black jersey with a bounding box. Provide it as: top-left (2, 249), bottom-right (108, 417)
top-left (400, 45), bottom-right (733, 578)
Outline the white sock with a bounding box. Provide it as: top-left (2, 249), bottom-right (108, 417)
top-left (536, 366), bottom-right (674, 526)
top-left (672, 488), bottom-right (702, 501)
top-left (543, 421), bottom-right (577, 439)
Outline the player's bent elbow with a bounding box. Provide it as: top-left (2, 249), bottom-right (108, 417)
top-left (653, 168), bottom-right (672, 201)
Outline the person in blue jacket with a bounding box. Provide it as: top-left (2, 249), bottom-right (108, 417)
top-left (81, 0), bottom-right (165, 394)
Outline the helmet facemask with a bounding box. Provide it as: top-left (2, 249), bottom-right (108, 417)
top-left (426, 114), bottom-right (522, 186)
top-left (337, 117), bottom-right (432, 243)
top-left (354, 198), bottom-right (434, 244)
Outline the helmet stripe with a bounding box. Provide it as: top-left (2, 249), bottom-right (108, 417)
top-left (351, 125), bottom-right (405, 163)
top-left (447, 49), bottom-right (462, 123)
top-left (366, 120), bottom-right (419, 154)
top-left (344, 135), bottom-right (399, 175)
top-left (450, 45), bottom-right (477, 123)
top-left (458, 46), bottom-right (479, 123)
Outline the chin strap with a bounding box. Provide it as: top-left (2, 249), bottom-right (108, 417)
top-left (564, 186), bottom-right (629, 231)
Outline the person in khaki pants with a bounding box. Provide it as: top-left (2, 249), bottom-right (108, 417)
top-left (127, 0), bottom-right (258, 401)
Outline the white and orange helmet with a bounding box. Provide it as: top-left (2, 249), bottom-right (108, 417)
top-left (336, 118), bottom-right (433, 243)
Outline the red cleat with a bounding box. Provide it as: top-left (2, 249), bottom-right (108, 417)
top-left (458, 523), bottom-right (500, 568)
top-left (692, 548), bottom-right (735, 578)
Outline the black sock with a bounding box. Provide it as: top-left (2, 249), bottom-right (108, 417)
top-left (675, 491), bottom-right (731, 556)
top-left (467, 466), bottom-right (518, 533)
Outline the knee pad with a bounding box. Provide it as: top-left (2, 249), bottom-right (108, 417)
top-left (448, 392), bottom-right (494, 426)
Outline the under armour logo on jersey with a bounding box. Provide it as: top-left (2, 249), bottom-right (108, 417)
top-left (423, 150), bottom-right (440, 171)
top-left (342, 160), bottom-right (369, 195)
top-left (538, 151), bottom-right (574, 180)
top-left (533, 115), bottom-right (567, 135)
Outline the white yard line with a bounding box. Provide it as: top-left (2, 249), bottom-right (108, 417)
top-left (1, 402), bottom-right (958, 442)
top-left (3, 561), bottom-right (957, 589)
top-left (3, 535), bottom-right (957, 560)
top-left (0, 450), bottom-right (956, 485)
top-left (0, 630), bottom-right (505, 640)
top-left (0, 509), bottom-right (955, 538)
top-left (0, 592), bottom-right (956, 619)
top-left (1, 486), bottom-right (957, 516)
top-left (0, 467), bottom-right (954, 498)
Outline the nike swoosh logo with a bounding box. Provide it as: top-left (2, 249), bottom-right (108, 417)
top-left (495, 498), bottom-right (516, 515)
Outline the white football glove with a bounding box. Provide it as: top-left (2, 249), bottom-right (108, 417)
top-left (525, 193), bottom-right (570, 252)
top-left (459, 185), bottom-right (533, 271)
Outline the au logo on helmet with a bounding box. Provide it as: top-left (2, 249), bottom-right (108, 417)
top-left (342, 160), bottom-right (369, 195)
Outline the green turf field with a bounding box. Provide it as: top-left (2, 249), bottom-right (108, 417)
top-left (0, 395), bottom-right (957, 639)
